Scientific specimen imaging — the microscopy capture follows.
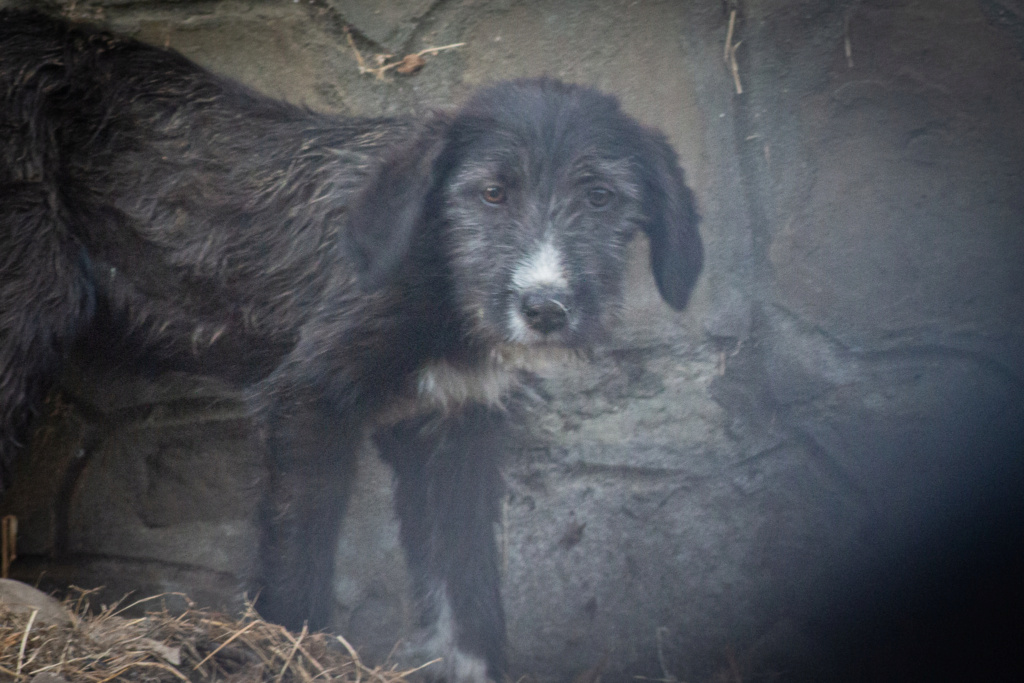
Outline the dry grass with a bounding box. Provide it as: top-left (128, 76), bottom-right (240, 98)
top-left (0, 589), bottom-right (420, 683)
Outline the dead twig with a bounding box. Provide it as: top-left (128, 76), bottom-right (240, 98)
top-left (275, 623), bottom-right (307, 683)
top-left (16, 608), bottom-right (37, 677)
top-left (724, 8), bottom-right (736, 63)
top-left (193, 619), bottom-right (258, 670)
top-left (97, 660), bottom-right (190, 683)
top-left (334, 633), bottom-right (364, 683)
top-left (724, 9), bottom-right (743, 95)
top-left (844, 14), bottom-right (854, 68)
top-left (111, 591), bottom-right (190, 618)
top-left (1, 515), bottom-right (16, 578)
top-left (345, 28), bottom-right (464, 79)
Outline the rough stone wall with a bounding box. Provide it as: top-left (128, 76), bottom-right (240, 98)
top-left (2, 1), bottom-right (1022, 681)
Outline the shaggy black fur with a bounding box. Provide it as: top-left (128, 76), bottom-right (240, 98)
top-left (0, 10), bottom-right (702, 681)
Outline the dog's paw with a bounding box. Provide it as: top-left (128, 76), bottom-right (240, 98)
top-left (397, 631), bottom-right (493, 683)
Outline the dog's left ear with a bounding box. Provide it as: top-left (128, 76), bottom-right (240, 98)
top-left (345, 115), bottom-right (454, 290)
top-left (636, 129), bottom-right (704, 310)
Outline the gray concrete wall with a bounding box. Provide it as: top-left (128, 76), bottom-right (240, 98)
top-left (2, 0), bottom-right (1023, 680)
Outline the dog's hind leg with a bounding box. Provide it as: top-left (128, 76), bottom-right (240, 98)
top-left (255, 399), bottom-right (361, 631)
top-left (0, 183), bottom-right (94, 491)
top-left (376, 405), bottom-right (508, 683)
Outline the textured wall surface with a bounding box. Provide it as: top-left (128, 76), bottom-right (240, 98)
top-left (2, 1), bottom-right (1022, 681)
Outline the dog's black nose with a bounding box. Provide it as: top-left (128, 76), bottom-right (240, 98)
top-left (520, 291), bottom-right (569, 333)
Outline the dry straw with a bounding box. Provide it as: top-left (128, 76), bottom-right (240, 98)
top-left (0, 588), bottom-right (418, 682)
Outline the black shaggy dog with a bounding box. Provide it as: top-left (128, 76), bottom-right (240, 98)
top-left (0, 10), bottom-right (702, 681)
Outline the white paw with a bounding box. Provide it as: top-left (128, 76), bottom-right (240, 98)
top-left (398, 586), bottom-right (494, 683)
top-left (399, 638), bottom-right (492, 683)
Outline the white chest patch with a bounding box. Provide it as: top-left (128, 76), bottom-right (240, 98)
top-left (416, 358), bottom-right (516, 411)
top-left (374, 347), bottom-right (573, 427)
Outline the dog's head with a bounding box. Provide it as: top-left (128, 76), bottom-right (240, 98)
top-left (347, 78), bottom-right (703, 348)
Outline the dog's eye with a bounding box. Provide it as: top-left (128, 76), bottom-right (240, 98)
top-left (482, 185), bottom-right (506, 205)
top-left (587, 188), bottom-right (613, 208)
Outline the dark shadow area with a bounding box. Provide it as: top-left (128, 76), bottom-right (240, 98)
top-left (796, 434), bottom-right (1024, 682)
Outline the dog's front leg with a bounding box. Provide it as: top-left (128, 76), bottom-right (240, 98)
top-left (255, 400), bottom-right (360, 632)
top-left (375, 404), bottom-right (508, 683)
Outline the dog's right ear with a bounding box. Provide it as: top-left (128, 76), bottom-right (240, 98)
top-left (345, 115), bottom-right (453, 290)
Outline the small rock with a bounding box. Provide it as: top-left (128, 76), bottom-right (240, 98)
top-left (0, 578), bottom-right (74, 626)
top-left (31, 674), bottom-right (70, 683)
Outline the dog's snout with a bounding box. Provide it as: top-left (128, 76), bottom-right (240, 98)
top-left (520, 290), bottom-right (569, 333)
